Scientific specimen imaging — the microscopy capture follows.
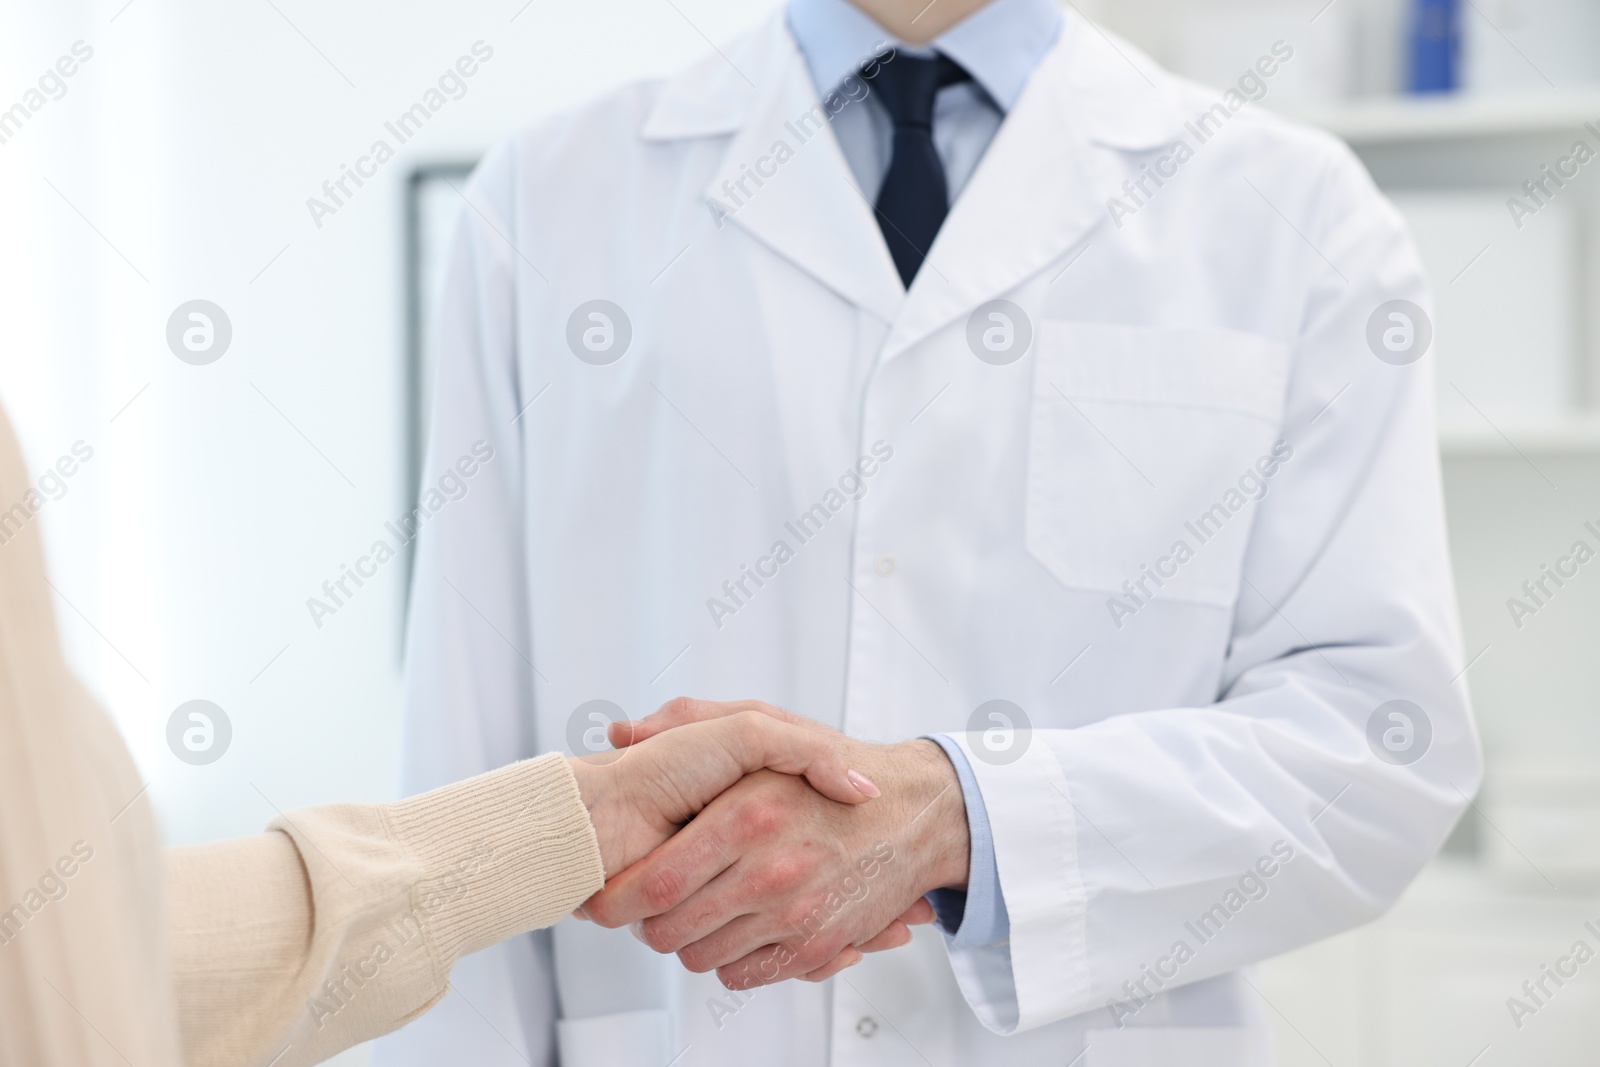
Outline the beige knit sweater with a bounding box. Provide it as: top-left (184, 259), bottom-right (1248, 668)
top-left (0, 406), bottom-right (605, 1067)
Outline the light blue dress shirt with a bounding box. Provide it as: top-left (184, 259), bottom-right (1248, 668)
top-left (785, 0), bottom-right (1062, 949)
top-left (786, 0), bottom-right (1061, 205)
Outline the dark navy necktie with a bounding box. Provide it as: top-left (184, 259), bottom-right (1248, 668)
top-left (861, 52), bottom-right (972, 288)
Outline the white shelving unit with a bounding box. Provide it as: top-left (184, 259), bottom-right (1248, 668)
top-left (1293, 90), bottom-right (1600, 145)
top-left (1440, 415), bottom-right (1600, 456)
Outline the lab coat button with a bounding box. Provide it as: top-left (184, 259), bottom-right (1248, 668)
top-left (873, 554), bottom-right (895, 575)
top-left (855, 1016), bottom-right (878, 1038)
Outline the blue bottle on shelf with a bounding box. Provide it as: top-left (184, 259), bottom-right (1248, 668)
top-left (1407, 0), bottom-right (1461, 93)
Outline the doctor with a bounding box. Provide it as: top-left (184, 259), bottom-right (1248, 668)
top-left (386, 0), bottom-right (1481, 1062)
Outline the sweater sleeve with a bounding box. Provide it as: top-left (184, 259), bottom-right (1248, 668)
top-left (166, 754), bottom-right (604, 1067)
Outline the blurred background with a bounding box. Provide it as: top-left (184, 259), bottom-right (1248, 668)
top-left (3, 0), bottom-right (1600, 1063)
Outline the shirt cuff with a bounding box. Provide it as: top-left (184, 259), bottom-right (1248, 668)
top-left (924, 734), bottom-right (1009, 950)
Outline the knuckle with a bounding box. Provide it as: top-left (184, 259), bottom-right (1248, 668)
top-left (676, 942), bottom-right (719, 973)
top-left (728, 699), bottom-right (782, 724)
top-left (787, 940), bottom-right (834, 976)
top-left (638, 917), bottom-right (679, 954)
top-left (755, 854), bottom-right (807, 894)
top-left (639, 864), bottom-right (688, 913)
top-left (738, 798), bottom-right (787, 838)
top-left (867, 926), bottom-right (909, 952)
top-left (746, 944), bottom-right (789, 983)
top-left (801, 951), bottom-right (836, 977)
top-left (660, 695), bottom-right (697, 721)
top-left (717, 963), bottom-right (756, 991)
top-left (733, 708), bottom-right (769, 734)
top-left (580, 894), bottom-right (624, 928)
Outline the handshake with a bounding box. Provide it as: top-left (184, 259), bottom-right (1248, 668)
top-left (564, 699), bottom-right (972, 988)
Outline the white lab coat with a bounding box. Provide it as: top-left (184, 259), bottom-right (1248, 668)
top-left (381, 9), bottom-right (1481, 1067)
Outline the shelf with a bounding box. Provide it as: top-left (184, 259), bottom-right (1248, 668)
top-left (1439, 415), bottom-right (1600, 457)
top-left (1284, 90), bottom-right (1600, 145)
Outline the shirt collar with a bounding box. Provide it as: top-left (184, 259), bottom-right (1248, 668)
top-left (786, 0), bottom-right (1062, 112)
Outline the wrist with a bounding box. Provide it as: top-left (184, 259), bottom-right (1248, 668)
top-left (881, 739), bottom-right (970, 893)
top-left (567, 756), bottom-right (622, 875)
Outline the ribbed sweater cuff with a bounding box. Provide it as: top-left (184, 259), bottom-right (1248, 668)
top-left (384, 753), bottom-right (604, 962)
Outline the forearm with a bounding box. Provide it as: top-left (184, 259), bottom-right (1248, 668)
top-left (166, 753), bottom-right (603, 1067)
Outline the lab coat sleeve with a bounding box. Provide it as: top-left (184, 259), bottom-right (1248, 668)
top-left (375, 142), bottom-right (561, 1067)
top-left (941, 142), bottom-right (1483, 1034)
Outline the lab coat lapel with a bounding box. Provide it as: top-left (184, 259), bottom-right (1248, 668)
top-left (694, 20), bottom-right (904, 325)
top-left (881, 10), bottom-right (1188, 362)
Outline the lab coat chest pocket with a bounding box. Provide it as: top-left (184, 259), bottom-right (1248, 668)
top-left (1025, 322), bottom-right (1291, 609)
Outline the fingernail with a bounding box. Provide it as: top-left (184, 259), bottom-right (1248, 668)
top-left (847, 769), bottom-right (880, 798)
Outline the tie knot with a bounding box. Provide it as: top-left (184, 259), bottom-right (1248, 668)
top-left (860, 52), bottom-right (971, 130)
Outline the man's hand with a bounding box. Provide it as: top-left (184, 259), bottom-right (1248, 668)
top-left (582, 699), bottom-right (969, 989)
top-left (566, 706), bottom-right (879, 877)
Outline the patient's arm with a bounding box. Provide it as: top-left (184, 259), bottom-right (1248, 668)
top-left (165, 708), bottom-right (883, 1067)
top-left (167, 753), bottom-right (603, 1067)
